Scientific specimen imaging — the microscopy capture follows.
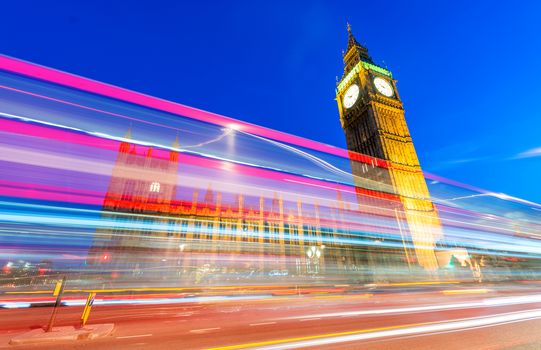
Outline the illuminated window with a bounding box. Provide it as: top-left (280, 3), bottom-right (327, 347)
top-left (149, 182), bottom-right (160, 193)
top-left (121, 180), bottom-right (135, 201)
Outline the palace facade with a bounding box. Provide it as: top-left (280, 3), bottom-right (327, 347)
top-left (89, 27), bottom-right (441, 283)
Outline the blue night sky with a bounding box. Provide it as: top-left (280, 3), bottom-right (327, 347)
top-left (1, 1), bottom-right (540, 203)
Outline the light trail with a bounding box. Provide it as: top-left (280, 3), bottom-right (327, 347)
top-left (0, 55), bottom-right (376, 162)
top-left (0, 53), bottom-right (540, 301)
top-left (279, 293), bottom-right (541, 320)
top-left (211, 309), bottom-right (541, 350)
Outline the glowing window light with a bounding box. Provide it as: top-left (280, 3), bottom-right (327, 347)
top-left (149, 182), bottom-right (161, 193)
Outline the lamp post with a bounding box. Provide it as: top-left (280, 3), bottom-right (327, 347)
top-left (306, 246), bottom-right (323, 274)
top-left (178, 243), bottom-right (186, 278)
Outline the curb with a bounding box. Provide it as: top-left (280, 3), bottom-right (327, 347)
top-left (9, 324), bottom-right (114, 345)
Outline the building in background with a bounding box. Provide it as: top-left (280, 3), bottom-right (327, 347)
top-left (88, 26), bottom-right (440, 283)
top-left (88, 128), bottom-right (409, 283)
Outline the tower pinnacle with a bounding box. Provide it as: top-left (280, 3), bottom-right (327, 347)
top-left (343, 23), bottom-right (373, 67)
top-left (346, 22), bottom-right (359, 51)
top-left (170, 133), bottom-right (180, 162)
top-left (119, 127), bottom-right (132, 153)
top-left (172, 133), bottom-right (180, 149)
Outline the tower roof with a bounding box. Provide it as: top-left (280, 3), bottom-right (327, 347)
top-left (344, 23), bottom-right (373, 64)
top-left (346, 23), bottom-right (360, 52)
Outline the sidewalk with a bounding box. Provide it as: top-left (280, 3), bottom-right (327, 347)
top-left (8, 324), bottom-right (114, 346)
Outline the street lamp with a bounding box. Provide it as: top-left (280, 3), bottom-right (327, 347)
top-left (306, 246), bottom-right (322, 274)
top-left (227, 123), bottom-right (241, 131)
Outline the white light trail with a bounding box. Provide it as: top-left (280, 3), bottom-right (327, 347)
top-left (256, 309), bottom-right (541, 349)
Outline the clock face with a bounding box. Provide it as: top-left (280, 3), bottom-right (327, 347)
top-left (373, 77), bottom-right (394, 97)
top-left (343, 84), bottom-right (360, 109)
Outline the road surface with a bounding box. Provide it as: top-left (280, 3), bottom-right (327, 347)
top-left (2, 283), bottom-right (541, 349)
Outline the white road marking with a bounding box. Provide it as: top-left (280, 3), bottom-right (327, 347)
top-left (282, 294), bottom-right (541, 321)
top-left (256, 309), bottom-right (541, 350)
top-left (116, 334), bottom-right (153, 339)
top-left (176, 312), bottom-right (194, 317)
top-left (190, 327), bottom-right (221, 333)
top-left (250, 322), bottom-right (276, 326)
top-left (100, 313), bottom-right (157, 320)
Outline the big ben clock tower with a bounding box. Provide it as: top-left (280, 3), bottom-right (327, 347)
top-left (336, 24), bottom-right (442, 272)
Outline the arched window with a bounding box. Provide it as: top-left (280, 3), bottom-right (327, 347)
top-left (149, 181), bottom-right (160, 193)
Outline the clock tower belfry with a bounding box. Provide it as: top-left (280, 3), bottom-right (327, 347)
top-left (336, 24), bottom-right (442, 272)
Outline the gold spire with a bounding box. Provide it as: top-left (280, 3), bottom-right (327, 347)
top-left (343, 23), bottom-right (372, 64)
top-left (124, 127), bottom-right (132, 139)
top-left (170, 133), bottom-right (180, 162)
top-left (345, 22), bottom-right (360, 52)
top-left (120, 127), bottom-right (132, 153)
top-left (204, 184), bottom-right (214, 204)
top-left (172, 133), bottom-right (180, 149)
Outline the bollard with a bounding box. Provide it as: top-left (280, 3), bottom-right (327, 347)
top-left (46, 276), bottom-right (66, 332)
top-left (79, 292), bottom-right (97, 328)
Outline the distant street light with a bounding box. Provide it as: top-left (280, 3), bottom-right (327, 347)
top-left (306, 246), bottom-right (322, 274)
top-left (228, 123), bottom-right (241, 131)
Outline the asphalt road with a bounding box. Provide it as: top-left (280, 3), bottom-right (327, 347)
top-left (2, 285), bottom-right (541, 349)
